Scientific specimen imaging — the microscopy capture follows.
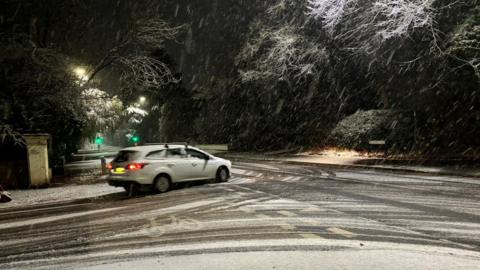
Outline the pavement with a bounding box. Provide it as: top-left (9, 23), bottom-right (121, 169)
top-left (223, 152), bottom-right (480, 178)
top-left (1, 159), bottom-right (480, 269)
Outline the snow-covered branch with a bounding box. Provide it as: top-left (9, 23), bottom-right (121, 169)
top-left (307, 0), bottom-right (438, 54)
top-left (88, 19), bottom-right (182, 83)
top-left (81, 88), bottom-right (123, 133)
top-left (124, 106), bottom-right (149, 125)
top-left (0, 125), bottom-right (25, 145)
top-left (120, 56), bottom-right (180, 89)
top-left (135, 19), bottom-right (185, 47)
top-left (307, 0), bottom-right (359, 33)
top-left (237, 26), bottom-right (326, 84)
top-left (373, 0), bottom-right (435, 40)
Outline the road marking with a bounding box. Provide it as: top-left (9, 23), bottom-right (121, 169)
top-left (280, 224), bottom-right (296, 230)
top-left (304, 219), bottom-right (319, 226)
top-left (300, 233), bottom-right (323, 239)
top-left (230, 178), bottom-right (255, 184)
top-left (439, 239), bottom-right (477, 250)
top-left (277, 211), bottom-right (298, 217)
top-left (327, 227), bottom-right (355, 238)
top-left (240, 207), bottom-right (255, 213)
top-left (256, 214), bottom-right (270, 219)
top-left (300, 206), bottom-right (323, 213)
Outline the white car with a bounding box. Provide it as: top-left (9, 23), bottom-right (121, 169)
top-left (107, 144), bottom-right (232, 193)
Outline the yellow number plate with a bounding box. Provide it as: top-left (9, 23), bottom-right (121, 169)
top-left (114, 167), bottom-right (126, 174)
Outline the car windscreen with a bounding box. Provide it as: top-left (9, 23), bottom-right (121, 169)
top-left (113, 151), bottom-right (138, 163)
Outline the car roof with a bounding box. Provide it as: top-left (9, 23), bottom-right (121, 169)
top-left (120, 145), bottom-right (200, 153)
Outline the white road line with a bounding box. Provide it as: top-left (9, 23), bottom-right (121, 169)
top-left (300, 233), bottom-right (324, 239)
top-left (304, 219), bottom-right (320, 226)
top-left (300, 206), bottom-right (325, 213)
top-left (280, 224), bottom-right (296, 230)
top-left (240, 207), bottom-right (256, 214)
top-left (327, 227), bottom-right (355, 238)
top-left (277, 211), bottom-right (298, 217)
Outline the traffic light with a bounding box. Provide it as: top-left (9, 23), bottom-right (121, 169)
top-left (95, 136), bottom-right (105, 145)
top-left (131, 136), bottom-right (140, 143)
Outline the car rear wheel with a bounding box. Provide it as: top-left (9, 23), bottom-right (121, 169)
top-left (216, 167), bottom-right (229, 183)
top-left (154, 175), bottom-right (171, 193)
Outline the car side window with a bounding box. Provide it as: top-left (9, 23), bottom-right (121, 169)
top-left (166, 148), bottom-right (187, 159)
top-left (186, 149), bottom-right (208, 160)
top-left (146, 150), bottom-right (166, 159)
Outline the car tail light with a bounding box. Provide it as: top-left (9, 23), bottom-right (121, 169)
top-left (126, 163), bottom-right (148, 171)
top-left (106, 163), bottom-right (113, 170)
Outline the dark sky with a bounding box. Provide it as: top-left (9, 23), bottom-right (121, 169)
top-left (0, 0), bottom-right (261, 94)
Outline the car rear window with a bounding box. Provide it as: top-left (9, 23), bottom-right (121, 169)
top-left (113, 151), bottom-right (138, 162)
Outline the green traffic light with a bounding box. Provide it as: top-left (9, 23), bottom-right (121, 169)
top-left (95, 137), bottom-right (105, 145)
top-left (132, 136), bottom-right (140, 143)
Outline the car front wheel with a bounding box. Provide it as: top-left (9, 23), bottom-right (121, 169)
top-left (216, 167), bottom-right (229, 183)
top-left (154, 175), bottom-right (171, 193)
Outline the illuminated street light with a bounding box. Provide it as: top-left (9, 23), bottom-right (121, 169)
top-left (74, 67), bottom-right (86, 77)
top-left (139, 96), bottom-right (147, 105)
top-left (73, 67), bottom-right (89, 82)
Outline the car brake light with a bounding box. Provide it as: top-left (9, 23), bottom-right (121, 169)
top-left (126, 163), bottom-right (148, 171)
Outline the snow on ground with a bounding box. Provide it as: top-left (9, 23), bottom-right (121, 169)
top-left (0, 183), bottom-right (123, 209)
top-left (76, 249), bottom-right (480, 270)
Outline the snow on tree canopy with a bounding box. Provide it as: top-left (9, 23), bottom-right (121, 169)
top-left (307, 0), bottom-right (435, 40)
top-left (374, 0), bottom-right (434, 40)
top-left (81, 88), bottom-right (123, 133)
top-left (125, 106), bottom-right (149, 125)
top-left (307, 0), bottom-right (358, 33)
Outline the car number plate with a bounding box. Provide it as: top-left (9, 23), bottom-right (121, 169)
top-left (114, 167), bottom-right (126, 174)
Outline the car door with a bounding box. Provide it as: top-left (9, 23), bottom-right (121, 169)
top-left (186, 149), bottom-right (214, 180)
top-left (165, 148), bottom-right (191, 182)
top-left (144, 149), bottom-right (168, 178)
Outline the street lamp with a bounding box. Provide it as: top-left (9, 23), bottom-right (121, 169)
top-left (139, 96), bottom-right (147, 105)
top-left (73, 67), bottom-right (89, 82)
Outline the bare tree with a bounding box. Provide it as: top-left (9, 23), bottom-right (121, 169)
top-left (119, 56), bottom-right (180, 89)
top-left (87, 19), bottom-right (185, 89)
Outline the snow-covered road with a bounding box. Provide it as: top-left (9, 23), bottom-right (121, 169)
top-left (1, 161), bottom-right (480, 269)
